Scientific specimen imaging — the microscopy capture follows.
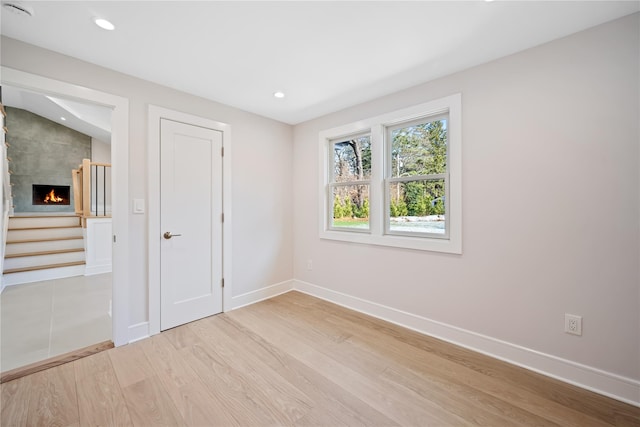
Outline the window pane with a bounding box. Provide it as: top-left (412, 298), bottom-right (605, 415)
top-left (333, 135), bottom-right (371, 182)
top-left (389, 179), bottom-right (445, 234)
top-left (391, 119), bottom-right (447, 177)
top-left (331, 184), bottom-right (369, 230)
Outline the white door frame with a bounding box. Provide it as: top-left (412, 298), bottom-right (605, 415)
top-left (147, 105), bottom-right (232, 336)
top-left (1, 67), bottom-right (130, 346)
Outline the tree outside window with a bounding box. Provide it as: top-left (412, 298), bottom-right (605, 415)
top-left (388, 116), bottom-right (448, 236)
top-left (330, 135), bottom-right (371, 230)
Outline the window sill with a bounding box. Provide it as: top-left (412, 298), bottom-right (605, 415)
top-left (320, 229), bottom-right (462, 254)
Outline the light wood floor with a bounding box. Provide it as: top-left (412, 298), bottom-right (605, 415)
top-left (1, 291), bottom-right (638, 426)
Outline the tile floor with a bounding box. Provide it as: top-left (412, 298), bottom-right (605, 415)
top-left (0, 273), bottom-right (112, 372)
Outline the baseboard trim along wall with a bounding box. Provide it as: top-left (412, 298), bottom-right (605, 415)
top-left (128, 321), bottom-right (149, 343)
top-left (292, 279), bottom-right (640, 408)
top-left (85, 265), bottom-right (112, 276)
top-left (229, 279), bottom-right (294, 311)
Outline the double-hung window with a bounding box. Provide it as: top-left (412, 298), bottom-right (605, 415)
top-left (319, 94), bottom-right (461, 254)
top-left (328, 133), bottom-right (371, 232)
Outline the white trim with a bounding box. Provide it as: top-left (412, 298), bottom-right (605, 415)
top-left (128, 321), bottom-right (150, 343)
top-left (318, 94), bottom-right (462, 254)
top-left (1, 67), bottom-right (130, 347)
top-left (229, 280), bottom-right (294, 310)
top-left (85, 265), bottom-right (112, 276)
top-left (147, 105), bottom-right (232, 337)
top-left (84, 217), bottom-right (113, 276)
top-left (292, 279), bottom-right (640, 407)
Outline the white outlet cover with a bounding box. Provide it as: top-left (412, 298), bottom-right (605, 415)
top-left (564, 314), bottom-right (582, 336)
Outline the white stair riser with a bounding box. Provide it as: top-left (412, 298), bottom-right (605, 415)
top-left (5, 238), bottom-right (84, 255)
top-left (7, 227), bottom-right (83, 241)
top-left (8, 216), bottom-right (80, 229)
top-left (2, 265), bottom-right (86, 287)
top-left (4, 251), bottom-right (86, 270)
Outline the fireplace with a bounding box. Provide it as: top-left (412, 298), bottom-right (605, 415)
top-left (32, 185), bottom-right (71, 206)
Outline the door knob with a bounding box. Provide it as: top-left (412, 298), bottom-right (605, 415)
top-left (163, 231), bottom-right (182, 239)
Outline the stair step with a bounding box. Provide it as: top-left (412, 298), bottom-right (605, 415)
top-left (5, 238), bottom-right (84, 256)
top-left (8, 225), bottom-right (81, 231)
top-left (1, 263), bottom-right (86, 286)
top-left (6, 236), bottom-right (83, 244)
top-left (7, 226), bottom-right (83, 241)
top-left (8, 215), bottom-right (80, 229)
top-left (4, 248), bottom-right (85, 258)
top-left (3, 251), bottom-right (86, 271)
top-left (3, 260), bottom-right (86, 274)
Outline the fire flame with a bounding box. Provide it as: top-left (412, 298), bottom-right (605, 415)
top-left (44, 189), bottom-right (64, 203)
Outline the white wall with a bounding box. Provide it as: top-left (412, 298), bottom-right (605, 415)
top-left (91, 138), bottom-right (111, 163)
top-left (293, 12), bottom-right (639, 390)
top-left (1, 36), bottom-right (293, 326)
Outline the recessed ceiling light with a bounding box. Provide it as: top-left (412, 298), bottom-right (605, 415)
top-left (94, 17), bottom-right (115, 31)
top-left (60, 117), bottom-right (66, 121)
top-left (273, 91), bottom-right (285, 99)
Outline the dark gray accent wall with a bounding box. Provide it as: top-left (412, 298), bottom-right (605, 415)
top-left (6, 107), bottom-right (91, 212)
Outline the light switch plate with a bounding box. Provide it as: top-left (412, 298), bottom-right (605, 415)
top-left (133, 198), bottom-right (145, 214)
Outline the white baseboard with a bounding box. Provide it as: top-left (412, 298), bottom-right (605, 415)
top-left (85, 264), bottom-right (112, 276)
top-left (229, 279), bottom-right (294, 311)
top-left (292, 279), bottom-right (640, 407)
top-left (128, 321), bottom-right (149, 344)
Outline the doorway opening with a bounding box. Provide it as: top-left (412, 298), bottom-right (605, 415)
top-left (0, 67), bottom-right (129, 380)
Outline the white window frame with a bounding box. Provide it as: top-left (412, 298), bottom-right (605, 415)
top-left (319, 93), bottom-right (461, 254)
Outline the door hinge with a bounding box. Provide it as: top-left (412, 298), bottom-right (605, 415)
top-left (221, 146), bottom-right (224, 157)
top-left (221, 278), bottom-right (225, 288)
top-left (221, 212), bottom-right (224, 223)
top-left (113, 235), bottom-right (116, 243)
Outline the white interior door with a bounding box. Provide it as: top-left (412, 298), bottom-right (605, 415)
top-left (160, 118), bottom-right (223, 330)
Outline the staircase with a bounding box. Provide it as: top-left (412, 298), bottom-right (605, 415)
top-left (3, 215), bottom-right (86, 286)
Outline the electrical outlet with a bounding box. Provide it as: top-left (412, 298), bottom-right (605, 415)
top-left (307, 259), bottom-right (313, 271)
top-left (564, 314), bottom-right (582, 336)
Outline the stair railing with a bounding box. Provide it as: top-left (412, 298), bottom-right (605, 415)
top-left (72, 158), bottom-right (111, 226)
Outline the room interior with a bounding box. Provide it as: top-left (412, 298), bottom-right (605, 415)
top-left (0, 89), bottom-right (113, 372)
top-left (0, 1), bottom-right (638, 424)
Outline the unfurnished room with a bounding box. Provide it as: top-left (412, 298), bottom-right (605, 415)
top-left (0, 1), bottom-right (639, 426)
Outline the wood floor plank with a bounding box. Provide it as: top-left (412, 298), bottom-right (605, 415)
top-left (74, 352), bottom-right (133, 427)
top-left (268, 293), bottom-right (612, 427)
top-left (289, 292), bottom-right (639, 425)
top-left (177, 336), bottom-right (282, 425)
top-left (139, 333), bottom-right (239, 426)
top-left (214, 313), bottom-right (401, 426)
top-left (1, 291), bottom-right (638, 427)
top-left (227, 303), bottom-right (470, 426)
top-left (1, 375), bottom-right (32, 426)
top-left (245, 299), bottom-right (508, 425)
top-left (161, 323), bottom-right (202, 350)
top-left (189, 315), bottom-right (314, 424)
top-left (109, 340), bottom-right (185, 426)
top-left (120, 375), bottom-right (185, 427)
top-left (26, 362), bottom-right (79, 427)
top-left (108, 341), bottom-right (155, 388)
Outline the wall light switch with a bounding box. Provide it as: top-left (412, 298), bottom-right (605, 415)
top-left (133, 199), bottom-right (145, 214)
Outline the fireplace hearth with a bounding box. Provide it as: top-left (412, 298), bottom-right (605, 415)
top-left (32, 185), bottom-right (71, 206)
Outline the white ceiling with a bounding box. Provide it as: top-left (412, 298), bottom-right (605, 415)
top-left (1, 1), bottom-right (639, 125)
